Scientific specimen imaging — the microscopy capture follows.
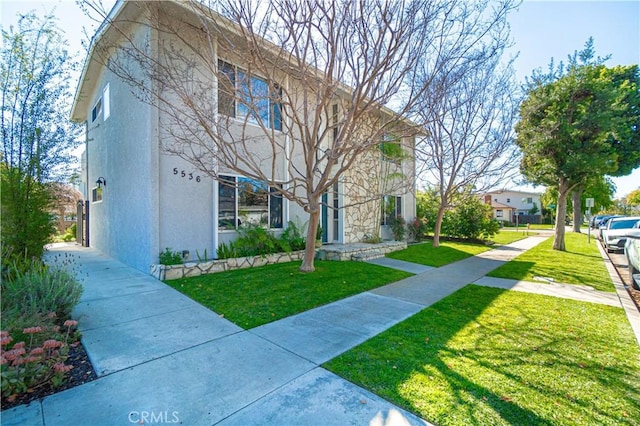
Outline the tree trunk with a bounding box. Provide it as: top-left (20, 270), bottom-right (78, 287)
top-left (432, 204), bottom-right (446, 248)
top-left (300, 198), bottom-right (320, 272)
top-left (572, 186), bottom-right (583, 233)
top-left (553, 178), bottom-right (571, 251)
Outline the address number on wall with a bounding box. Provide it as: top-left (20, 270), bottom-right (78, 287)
top-left (173, 168), bottom-right (201, 182)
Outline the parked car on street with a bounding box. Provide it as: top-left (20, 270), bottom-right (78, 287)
top-left (601, 216), bottom-right (640, 252)
top-left (598, 215), bottom-right (624, 240)
top-left (590, 214), bottom-right (608, 228)
top-left (625, 227), bottom-right (640, 290)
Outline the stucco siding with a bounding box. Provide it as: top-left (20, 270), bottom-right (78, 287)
top-left (86, 24), bottom-right (156, 272)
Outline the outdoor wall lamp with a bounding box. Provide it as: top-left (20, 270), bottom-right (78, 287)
top-left (96, 177), bottom-right (107, 188)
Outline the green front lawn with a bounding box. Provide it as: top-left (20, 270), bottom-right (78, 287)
top-left (325, 285), bottom-right (640, 425)
top-left (388, 232), bottom-right (527, 267)
top-left (487, 231), bottom-right (530, 245)
top-left (165, 261), bottom-right (412, 329)
top-left (487, 232), bottom-right (614, 292)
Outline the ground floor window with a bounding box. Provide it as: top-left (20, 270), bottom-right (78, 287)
top-left (381, 195), bottom-right (402, 225)
top-left (218, 175), bottom-right (283, 230)
top-left (92, 187), bottom-right (103, 203)
top-left (496, 209), bottom-right (503, 217)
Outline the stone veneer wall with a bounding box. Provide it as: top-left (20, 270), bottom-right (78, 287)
top-left (151, 250), bottom-right (305, 280)
top-left (316, 241), bottom-right (406, 261)
top-left (151, 240), bottom-right (407, 280)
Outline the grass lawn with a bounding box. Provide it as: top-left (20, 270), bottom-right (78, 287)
top-left (487, 232), bottom-right (614, 292)
top-left (487, 231), bottom-right (529, 245)
top-left (388, 231), bottom-right (527, 267)
top-left (325, 285), bottom-right (640, 426)
top-left (502, 224), bottom-right (554, 230)
top-left (165, 261), bottom-right (412, 329)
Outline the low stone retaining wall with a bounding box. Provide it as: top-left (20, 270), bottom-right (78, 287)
top-left (316, 241), bottom-right (407, 261)
top-left (151, 250), bottom-right (305, 280)
top-left (151, 241), bottom-right (407, 280)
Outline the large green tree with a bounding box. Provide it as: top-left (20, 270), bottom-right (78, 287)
top-left (1, 13), bottom-right (81, 261)
top-left (516, 62), bottom-right (639, 250)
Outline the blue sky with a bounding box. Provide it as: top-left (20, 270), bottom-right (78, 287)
top-left (2, 0), bottom-right (639, 198)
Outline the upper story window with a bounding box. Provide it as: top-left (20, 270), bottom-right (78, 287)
top-left (218, 61), bottom-right (282, 131)
top-left (506, 198), bottom-right (511, 203)
top-left (91, 83), bottom-right (110, 123)
top-left (527, 197), bottom-right (533, 204)
top-left (91, 98), bottom-right (102, 123)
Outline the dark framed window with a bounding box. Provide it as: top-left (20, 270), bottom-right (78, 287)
top-left (218, 61), bottom-right (282, 131)
top-left (381, 195), bottom-right (402, 225)
top-left (218, 176), bottom-right (283, 230)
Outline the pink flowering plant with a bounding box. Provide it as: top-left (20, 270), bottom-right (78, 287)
top-left (0, 317), bottom-right (79, 401)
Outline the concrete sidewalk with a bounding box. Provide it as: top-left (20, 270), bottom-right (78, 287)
top-left (4, 235), bottom-right (552, 425)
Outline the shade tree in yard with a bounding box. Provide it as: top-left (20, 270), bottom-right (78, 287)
top-left (516, 55), bottom-right (639, 250)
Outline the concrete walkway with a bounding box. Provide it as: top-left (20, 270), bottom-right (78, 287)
top-left (3, 234), bottom-right (634, 425)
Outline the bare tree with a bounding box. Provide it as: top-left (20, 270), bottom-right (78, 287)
top-left (80, 0), bottom-right (519, 270)
top-left (414, 0), bottom-right (520, 247)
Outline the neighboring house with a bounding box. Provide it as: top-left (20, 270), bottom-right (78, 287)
top-left (70, 1), bottom-right (416, 273)
top-left (483, 190), bottom-right (542, 224)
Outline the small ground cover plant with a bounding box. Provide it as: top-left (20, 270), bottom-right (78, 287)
top-left (488, 232), bottom-right (614, 292)
top-left (165, 261), bottom-right (412, 328)
top-left (1, 253), bottom-right (84, 405)
top-left (325, 285), bottom-right (640, 425)
top-left (1, 319), bottom-right (79, 402)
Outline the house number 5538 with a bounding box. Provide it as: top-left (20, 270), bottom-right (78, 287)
top-left (173, 168), bottom-right (201, 182)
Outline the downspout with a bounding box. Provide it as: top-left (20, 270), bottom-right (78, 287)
top-left (84, 120), bottom-right (90, 247)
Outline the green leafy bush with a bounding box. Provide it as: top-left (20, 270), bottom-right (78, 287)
top-left (0, 255), bottom-right (84, 402)
top-left (1, 260), bottom-right (83, 321)
top-left (1, 164), bottom-right (57, 262)
top-left (158, 248), bottom-right (183, 265)
top-left (407, 217), bottom-right (428, 242)
top-left (442, 195), bottom-right (499, 240)
top-left (61, 224), bottom-right (76, 242)
top-left (216, 222), bottom-right (307, 260)
top-left (280, 221), bottom-right (306, 251)
top-left (389, 216), bottom-right (406, 241)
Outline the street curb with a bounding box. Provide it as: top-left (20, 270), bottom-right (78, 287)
top-left (596, 240), bottom-right (640, 345)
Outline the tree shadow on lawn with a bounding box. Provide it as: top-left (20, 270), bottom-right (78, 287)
top-left (326, 285), bottom-right (640, 424)
top-left (387, 243), bottom-right (489, 268)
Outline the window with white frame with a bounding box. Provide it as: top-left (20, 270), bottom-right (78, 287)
top-left (92, 187), bottom-right (103, 203)
top-left (527, 197), bottom-right (533, 204)
top-left (218, 175), bottom-right (283, 230)
top-left (91, 98), bottom-right (102, 123)
top-left (218, 61), bottom-right (282, 131)
top-left (496, 210), bottom-right (503, 217)
top-left (103, 84), bottom-right (110, 120)
top-left (381, 195), bottom-right (402, 225)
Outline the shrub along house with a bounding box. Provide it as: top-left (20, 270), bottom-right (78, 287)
top-left (70, 1), bottom-right (417, 273)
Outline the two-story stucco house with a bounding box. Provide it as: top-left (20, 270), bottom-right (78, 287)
top-left (483, 189), bottom-right (542, 224)
top-left (70, 1), bottom-right (416, 273)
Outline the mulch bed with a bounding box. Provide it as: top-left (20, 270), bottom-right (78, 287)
top-left (1, 341), bottom-right (97, 411)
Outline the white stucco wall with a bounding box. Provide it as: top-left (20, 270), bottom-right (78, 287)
top-left (84, 22), bottom-right (159, 272)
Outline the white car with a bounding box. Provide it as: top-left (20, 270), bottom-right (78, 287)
top-left (602, 216), bottom-right (640, 252)
top-left (625, 228), bottom-right (640, 290)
